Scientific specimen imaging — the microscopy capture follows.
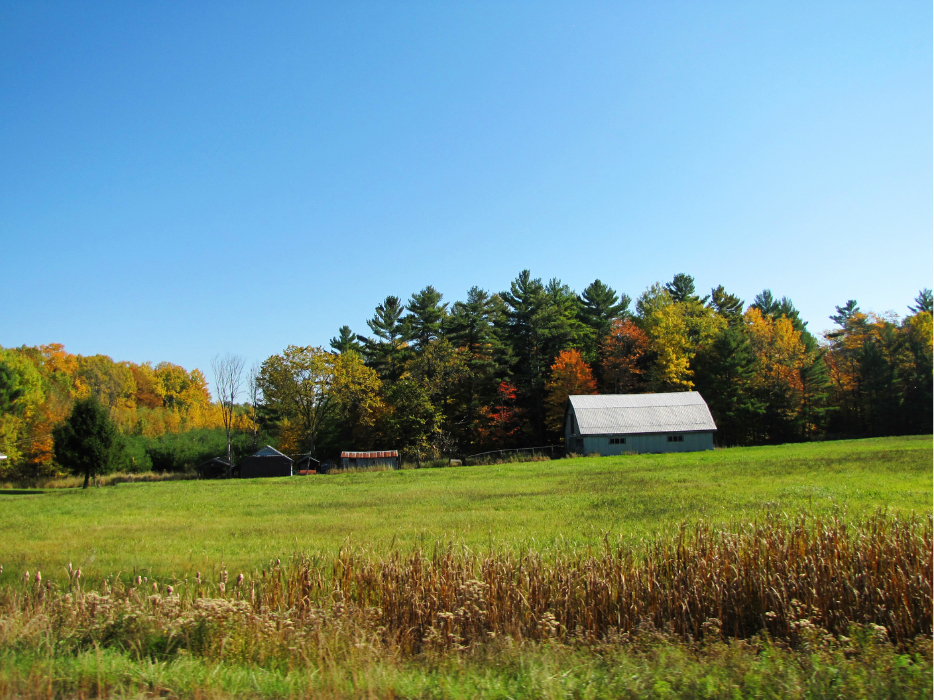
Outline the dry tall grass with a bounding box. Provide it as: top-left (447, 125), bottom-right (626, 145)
top-left (1, 512), bottom-right (929, 667)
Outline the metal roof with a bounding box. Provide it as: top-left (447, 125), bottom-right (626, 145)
top-left (341, 451), bottom-right (399, 458)
top-left (568, 392), bottom-right (717, 435)
top-left (252, 445), bottom-right (292, 459)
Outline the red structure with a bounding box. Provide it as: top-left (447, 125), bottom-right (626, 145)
top-left (340, 450), bottom-right (399, 469)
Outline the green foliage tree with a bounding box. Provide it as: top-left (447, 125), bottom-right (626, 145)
top-left (381, 377), bottom-right (441, 461)
top-left (257, 346), bottom-right (334, 455)
top-left (52, 395), bottom-right (122, 488)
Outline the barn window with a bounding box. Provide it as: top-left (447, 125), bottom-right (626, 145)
top-left (609, 437), bottom-right (626, 445)
top-left (667, 435), bottom-right (684, 443)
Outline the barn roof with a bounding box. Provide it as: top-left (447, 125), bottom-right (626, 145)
top-left (568, 393), bottom-right (717, 435)
top-left (251, 445), bottom-right (292, 460)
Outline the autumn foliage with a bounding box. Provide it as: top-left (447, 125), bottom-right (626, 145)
top-left (544, 349), bottom-right (597, 432)
top-left (1, 275), bottom-right (930, 477)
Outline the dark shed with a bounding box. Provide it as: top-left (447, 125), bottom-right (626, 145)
top-left (295, 454), bottom-right (320, 475)
top-left (196, 457), bottom-right (231, 479)
top-left (238, 445), bottom-right (293, 478)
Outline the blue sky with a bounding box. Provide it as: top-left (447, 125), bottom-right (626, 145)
top-left (2, 1), bottom-right (931, 388)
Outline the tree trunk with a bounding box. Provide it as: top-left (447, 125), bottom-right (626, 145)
top-left (83, 471), bottom-right (90, 489)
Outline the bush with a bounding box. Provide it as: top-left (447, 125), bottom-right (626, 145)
top-left (122, 429), bottom-right (260, 473)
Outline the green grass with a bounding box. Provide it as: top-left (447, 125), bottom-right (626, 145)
top-left (0, 436), bottom-right (930, 582)
top-left (1, 634), bottom-right (931, 700)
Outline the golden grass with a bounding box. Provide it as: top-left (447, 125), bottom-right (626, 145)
top-left (3, 511), bottom-right (929, 666)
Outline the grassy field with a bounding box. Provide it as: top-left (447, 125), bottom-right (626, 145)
top-left (0, 435), bottom-right (929, 583)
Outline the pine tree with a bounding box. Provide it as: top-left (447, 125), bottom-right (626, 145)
top-left (665, 273), bottom-right (708, 304)
top-left (577, 279), bottom-right (630, 378)
top-left (501, 271), bottom-right (548, 443)
top-left (829, 300), bottom-right (861, 327)
top-left (447, 287), bottom-right (512, 450)
top-left (692, 326), bottom-right (764, 446)
top-left (330, 326), bottom-right (363, 354)
top-left (359, 296), bottom-right (411, 381)
top-left (405, 285), bottom-right (448, 350)
top-left (799, 352), bottom-right (831, 440)
top-left (709, 285), bottom-right (744, 325)
top-left (578, 280), bottom-right (630, 340)
top-left (908, 289), bottom-right (932, 315)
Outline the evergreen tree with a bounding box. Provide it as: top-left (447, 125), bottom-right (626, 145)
top-left (830, 300), bottom-right (861, 327)
top-left (709, 285), bottom-right (744, 325)
top-left (0, 361), bottom-right (24, 414)
top-left (577, 279), bottom-right (630, 377)
top-left (665, 273), bottom-right (708, 304)
top-left (447, 287), bottom-right (512, 450)
top-left (329, 326), bottom-right (362, 354)
top-left (501, 271), bottom-right (548, 443)
top-left (359, 296), bottom-right (411, 381)
top-left (52, 395), bottom-right (123, 489)
top-left (578, 280), bottom-right (630, 340)
top-left (405, 285), bottom-right (448, 350)
top-left (908, 288), bottom-right (933, 315)
top-left (537, 278), bottom-right (589, 365)
top-left (799, 353), bottom-right (832, 440)
top-left (692, 326), bottom-right (764, 445)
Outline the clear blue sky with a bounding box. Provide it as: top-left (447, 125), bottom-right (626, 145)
top-left (2, 1), bottom-right (931, 390)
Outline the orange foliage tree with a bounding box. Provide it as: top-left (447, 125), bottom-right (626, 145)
top-left (475, 381), bottom-right (521, 449)
top-left (600, 319), bottom-right (650, 394)
top-left (544, 349), bottom-right (597, 434)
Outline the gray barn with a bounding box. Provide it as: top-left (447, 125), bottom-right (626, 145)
top-left (565, 393), bottom-right (717, 455)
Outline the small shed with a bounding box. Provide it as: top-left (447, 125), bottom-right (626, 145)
top-left (340, 450), bottom-right (399, 470)
top-left (196, 456), bottom-right (231, 479)
top-left (566, 393), bottom-right (717, 455)
top-left (238, 445), bottom-right (293, 478)
top-left (295, 454), bottom-right (320, 475)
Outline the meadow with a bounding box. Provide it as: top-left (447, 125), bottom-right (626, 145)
top-left (0, 436), bottom-right (930, 583)
top-left (0, 436), bottom-right (931, 699)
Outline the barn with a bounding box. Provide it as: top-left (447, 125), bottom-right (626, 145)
top-left (565, 393), bottom-right (717, 455)
top-left (237, 445), bottom-right (294, 478)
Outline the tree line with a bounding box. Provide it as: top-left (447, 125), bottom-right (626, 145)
top-left (0, 344), bottom-right (235, 480)
top-left (2, 272), bottom-right (930, 480)
top-left (253, 272), bottom-right (932, 460)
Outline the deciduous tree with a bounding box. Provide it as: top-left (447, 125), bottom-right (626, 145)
top-left (544, 349), bottom-right (597, 434)
top-left (258, 346), bottom-right (335, 456)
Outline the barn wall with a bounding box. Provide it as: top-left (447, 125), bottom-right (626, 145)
top-left (581, 431), bottom-right (714, 455)
top-left (239, 456), bottom-right (293, 478)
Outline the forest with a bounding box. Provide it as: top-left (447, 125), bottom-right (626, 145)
top-left (0, 272), bottom-right (931, 478)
